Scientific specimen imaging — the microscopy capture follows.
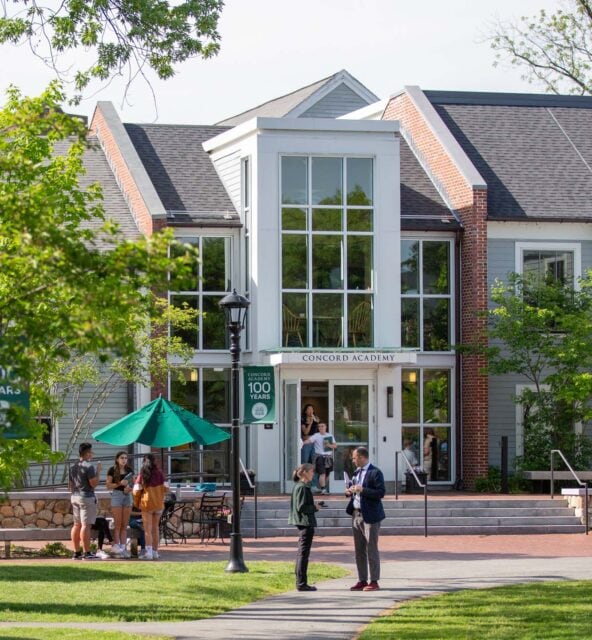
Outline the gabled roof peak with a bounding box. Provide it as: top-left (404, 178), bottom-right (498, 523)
top-left (215, 70), bottom-right (378, 126)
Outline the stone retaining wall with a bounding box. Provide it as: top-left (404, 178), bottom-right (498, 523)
top-left (564, 494), bottom-right (592, 524)
top-left (0, 492), bottom-right (113, 529)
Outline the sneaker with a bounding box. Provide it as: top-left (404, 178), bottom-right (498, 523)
top-left (138, 549), bottom-right (148, 559)
top-left (122, 548), bottom-right (131, 559)
top-left (297, 585), bottom-right (317, 592)
top-left (72, 552), bottom-right (83, 560)
top-left (152, 550), bottom-right (159, 560)
top-left (363, 581), bottom-right (380, 591)
top-left (95, 549), bottom-right (110, 560)
top-left (82, 552), bottom-right (99, 560)
top-left (139, 551), bottom-right (153, 561)
top-left (350, 581), bottom-right (368, 591)
top-left (110, 547), bottom-right (124, 558)
top-left (320, 489), bottom-right (328, 494)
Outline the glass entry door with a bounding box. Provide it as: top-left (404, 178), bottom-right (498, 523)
top-left (283, 380), bottom-right (300, 491)
top-left (330, 382), bottom-right (371, 487)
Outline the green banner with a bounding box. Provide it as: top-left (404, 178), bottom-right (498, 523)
top-left (243, 366), bottom-right (275, 424)
top-left (0, 366), bottom-right (29, 410)
top-left (0, 365), bottom-right (30, 439)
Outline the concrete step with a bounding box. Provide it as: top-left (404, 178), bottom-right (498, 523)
top-left (240, 496), bottom-right (585, 536)
top-left (246, 523), bottom-right (586, 537)
top-left (244, 506), bottom-right (574, 518)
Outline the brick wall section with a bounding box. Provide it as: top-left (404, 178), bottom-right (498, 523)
top-left (89, 107), bottom-right (153, 237)
top-left (384, 93), bottom-right (489, 488)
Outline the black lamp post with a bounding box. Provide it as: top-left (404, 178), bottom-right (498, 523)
top-left (219, 289), bottom-right (250, 573)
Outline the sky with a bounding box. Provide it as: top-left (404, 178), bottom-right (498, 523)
top-left (0, 0), bottom-right (562, 125)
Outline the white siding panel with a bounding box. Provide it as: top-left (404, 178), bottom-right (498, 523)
top-left (300, 85), bottom-right (369, 119)
top-left (56, 379), bottom-right (130, 460)
top-left (487, 238), bottom-right (592, 468)
top-left (489, 375), bottom-right (521, 467)
top-left (211, 149), bottom-right (242, 212)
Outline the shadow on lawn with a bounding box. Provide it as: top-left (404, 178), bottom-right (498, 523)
top-left (0, 565), bottom-right (263, 622)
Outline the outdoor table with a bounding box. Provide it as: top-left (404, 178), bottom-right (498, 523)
top-left (160, 497), bottom-right (202, 544)
top-left (159, 493), bottom-right (230, 545)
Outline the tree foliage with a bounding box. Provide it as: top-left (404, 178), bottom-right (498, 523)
top-left (0, 0), bottom-right (224, 103)
top-left (26, 296), bottom-right (198, 486)
top-left (490, 0), bottom-right (592, 95)
top-left (480, 272), bottom-right (592, 470)
top-left (0, 83), bottom-right (198, 490)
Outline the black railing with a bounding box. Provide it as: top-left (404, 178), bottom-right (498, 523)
top-left (13, 449), bottom-right (231, 491)
top-left (550, 449), bottom-right (589, 535)
top-left (394, 451), bottom-right (428, 537)
top-left (240, 458), bottom-right (257, 539)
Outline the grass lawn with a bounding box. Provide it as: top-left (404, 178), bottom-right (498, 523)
top-left (0, 631), bottom-right (170, 640)
top-left (359, 580), bottom-right (592, 640)
top-left (0, 561), bottom-right (347, 623)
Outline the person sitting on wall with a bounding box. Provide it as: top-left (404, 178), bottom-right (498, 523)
top-left (129, 504), bottom-right (147, 558)
top-left (91, 516), bottom-right (113, 560)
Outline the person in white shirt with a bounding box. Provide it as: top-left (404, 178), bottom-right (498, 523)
top-left (402, 439), bottom-right (419, 467)
top-left (309, 423), bottom-right (337, 494)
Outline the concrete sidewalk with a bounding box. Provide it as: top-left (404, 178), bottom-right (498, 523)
top-left (1, 533), bottom-right (592, 639)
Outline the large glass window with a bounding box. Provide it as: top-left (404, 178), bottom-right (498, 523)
top-left (281, 156), bottom-right (374, 348)
top-left (170, 236), bottom-right (231, 351)
top-left (169, 368), bottom-right (231, 483)
top-left (401, 368), bottom-right (452, 482)
top-left (401, 239), bottom-right (452, 351)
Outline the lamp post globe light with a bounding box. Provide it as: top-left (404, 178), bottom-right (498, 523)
top-left (219, 289), bottom-right (250, 573)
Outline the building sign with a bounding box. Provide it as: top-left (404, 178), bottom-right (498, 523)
top-left (0, 367), bottom-right (29, 409)
top-left (268, 351), bottom-right (417, 366)
top-left (243, 366), bottom-right (275, 424)
top-left (0, 365), bottom-right (30, 439)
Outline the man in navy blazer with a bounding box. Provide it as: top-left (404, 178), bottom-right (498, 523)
top-left (345, 446), bottom-right (385, 591)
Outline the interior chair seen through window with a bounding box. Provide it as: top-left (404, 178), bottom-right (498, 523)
top-left (283, 304), bottom-right (304, 347)
top-left (348, 300), bottom-right (371, 347)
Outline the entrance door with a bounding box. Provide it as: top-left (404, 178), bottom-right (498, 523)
top-left (329, 382), bottom-right (372, 487)
top-left (283, 380), bottom-right (300, 492)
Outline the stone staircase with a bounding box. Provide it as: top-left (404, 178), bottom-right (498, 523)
top-left (241, 495), bottom-right (585, 537)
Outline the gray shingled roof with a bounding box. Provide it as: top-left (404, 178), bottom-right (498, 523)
top-left (124, 123), bottom-right (239, 225)
top-left (399, 138), bottom-right (457, 230)
top-left (54, 137), bottom-right (141, 242)
top-left (425, 91), bottom-right (592, 221)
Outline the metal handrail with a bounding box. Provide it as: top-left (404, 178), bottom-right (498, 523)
top-left (394, 451), bottom-right (428, 537)
top-left (550, 449), bottom-right (588, 535)
top-left (239, 458), bottom-right (258, 539)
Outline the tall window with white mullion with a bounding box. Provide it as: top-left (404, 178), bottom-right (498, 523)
top-left (401, 368), bottom-right (452, 481)
top-left (281, 155), bottom-right (374, 348)
top-left (169, 236), bottom-right (231, 351)
top-left (169, 367), bottom-right (231, 482)
top-left (401, 239), bottom-right (451, 352)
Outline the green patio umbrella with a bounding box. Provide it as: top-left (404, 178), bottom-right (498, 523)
top-left (91, 396), bottom-right (230, 448)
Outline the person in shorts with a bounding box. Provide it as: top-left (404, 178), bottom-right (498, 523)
top-left (105, 451), bottom-right (134, 558)
top-left (69, 442), bottom-right (102, 560)
top-left (310, 422), bottom-right (337, 494)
